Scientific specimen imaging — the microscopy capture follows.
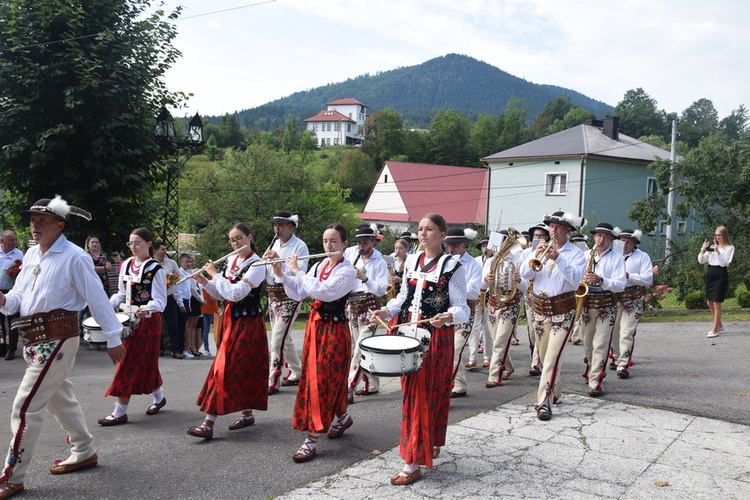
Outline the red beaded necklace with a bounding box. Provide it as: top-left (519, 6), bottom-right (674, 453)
top-left (130, 258), bottom-right (143, 275)
top-left (318, 258), bottom-right (342, 281)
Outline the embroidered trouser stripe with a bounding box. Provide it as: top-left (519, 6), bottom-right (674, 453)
top-left (534, 311), bottom-right (575, 407)
top-left (268, 300), bottom-right (303, 388)
top-left (2, 337), bottom-right (94, 484)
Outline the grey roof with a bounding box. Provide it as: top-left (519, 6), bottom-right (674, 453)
top-left (482, 124), bottom-right (673, 163)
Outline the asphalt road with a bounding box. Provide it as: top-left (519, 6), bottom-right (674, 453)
top-left (0, 319), bottom-right (747, 499)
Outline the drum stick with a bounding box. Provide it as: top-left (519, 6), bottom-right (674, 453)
top-left (390, 317), bottom-right (433, 328)
top-left (368, 309), bottom-right (390, 330)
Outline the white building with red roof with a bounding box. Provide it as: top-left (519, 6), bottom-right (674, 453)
top-left (360, 161), bottom-right (488, 233)
top-left (305, 98), bottom-right (367, 147)
top-left (304, 98), bottom-right (367, 147)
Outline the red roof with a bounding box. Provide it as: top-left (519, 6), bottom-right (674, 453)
top-left (327, 98), bottom-right (367, 107)
top-left (360, 161), bottom-right (488, 226)
top-left (303, 110), bottom-right (355, 123)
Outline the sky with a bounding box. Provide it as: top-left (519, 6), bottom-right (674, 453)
top-left (162, 0), bottom-right (750, 121)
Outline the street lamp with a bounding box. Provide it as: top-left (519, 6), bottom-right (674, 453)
top-left (155, 106), bottom-right (204, 252)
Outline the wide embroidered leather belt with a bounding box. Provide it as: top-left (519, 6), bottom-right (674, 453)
top-left (585, 290), bottom-right (615, 309)
top-left (266, 283), bottom-right (291, 302)
top-left (347, 292), bottom-right (380, 316)
top-left (616, 286), bottom-right (642, 302)
top-left (489, 293), bottom-right (521, 309)
top-left (11, 309), bottom-right (79, 346)
top-left (529, 291), bottom-right (576, 316)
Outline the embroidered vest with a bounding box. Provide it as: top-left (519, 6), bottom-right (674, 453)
top-left (225, 265), bottom-right (263, 319)
top-left (125, 258), bottom-right (162, 307)
top-left (398, 254), bottom-right (458, 333)
top-left (311, 261), bottom-right (350, 323)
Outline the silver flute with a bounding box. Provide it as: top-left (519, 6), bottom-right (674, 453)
top-left (249, 251), bottom-right (342, 267)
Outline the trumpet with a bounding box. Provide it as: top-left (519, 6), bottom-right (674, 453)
top-left (249, 251), bottom-right (342, 267)
top-left (529, 237), bottom-right (556, 272)
top-left (173, 244), bottom-right (249, 285)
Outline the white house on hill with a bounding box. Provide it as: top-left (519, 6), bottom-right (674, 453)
top-left (304, 98), bottom-right (367, 147)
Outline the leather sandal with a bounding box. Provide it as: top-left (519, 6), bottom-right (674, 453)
top-left (485, 381), bottom-right (500, 388)
top-left (187, 423), bottom-right (213, 439)
top-left (292, 442), bottom-right (317, 463)
top-left (502, 368), bottom-right (514, 380)
top-left (432, 447), bottom-right (441, 459)
top-left (228, 414), bottom-right (255, 430)
top-left (98, 414), bottom-right (128, 426)
top-left (0, 481), bottom-right (24, 500)
top-left (354, 389), bottom-right (379, 396)
top-left (327, 415), bottom-right (353, 439)
top-left (390, 468), bottom-right (422, 485)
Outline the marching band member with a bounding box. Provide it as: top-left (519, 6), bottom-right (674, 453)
top-left (345, 225), bottom-right (388, 400)
top-left (484, 230), bottom-right (527, 387)
top-left (0, 197), bottom-right (126, 499)
top-left (568, 232), bottom-right (589, 345)
top-left (520, 223), bottom-right (550, 375)
top-left (371, 213), bottom-right (469, 485)
top-left (611, 229), bottom-right (653, 378)
top-left (187, 223), bottom-right (268, 440)
top-left (390, 238), bottom-right (410, 297)
top-left (100, 228), bottom-right (168, 426)
top-left (578, 223), bottom-right (626, 396)
top-left (466, 237), bottom-right (493, 370)
top-left (520, 212), bottom-right (586, 421)
top-left (264, 211), bottom-right (309, 395)
top-left (273, 224), bottom-right (358, 463)
top-left (446, 228), bottom-right (482, 398)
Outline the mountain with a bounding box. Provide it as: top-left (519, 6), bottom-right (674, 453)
top-left (227, 53), bottom-right (614, 130)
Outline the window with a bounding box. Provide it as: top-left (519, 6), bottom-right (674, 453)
top-left (658, 220), bottom-right (667, 235)
top-left (546, 173), bottom-right (567, 195)
top-left (647, 177), bottom-right (658, 194)
top-left (677, 221), bottom-right (687, 234)
top-left (334, 138), bottom-right (339, 145)
top-left (334, 122), bottom-right (340, 131)
top-left (347, 123), bottom-right (352, 132)
top-left (384, 174), bottom-right (388, 183)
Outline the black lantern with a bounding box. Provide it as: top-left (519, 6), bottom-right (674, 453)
top-left (154, 106), bottom-right (176, 141)
top-left (186, 112), bottom-right (204, 146)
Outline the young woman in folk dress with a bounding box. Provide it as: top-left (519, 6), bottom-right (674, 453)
top-left (187, 223), bottom-right (269, 439)
top-left (99, 228), bottom-right (167, 426)
top-left (371, 213), bottom-right (470, 486)
top-left (272, 223), bottom-right (358, 463)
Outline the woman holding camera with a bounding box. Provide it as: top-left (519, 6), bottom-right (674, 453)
top-left (698, 226), bottom-right (734, 338)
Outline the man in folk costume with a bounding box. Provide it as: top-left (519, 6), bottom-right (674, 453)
top-left (0, 196), bottom-right (126, 500)
top-left (578, 223), bottom-right (627, 396)
top-left (568, 232), bottom-right (589, 345)
top-left (520, 212), bottom-right (586, 420)
top-left (264, 211), bottom-right (309, 395)
top-left (0, 231), bottom-right (23, 361)
top-left (344, 224), bottom-right (389, 400)
top-left (610, 229), bottom-right (653, 379)
top-left (445, 228), bottom-right (482, 398)
top-left (466, 237), bottom-right (493, 370)
top-left (483, 230), bottom-right (528, 388)
top-left (518, 223), bottom-right (550, 375)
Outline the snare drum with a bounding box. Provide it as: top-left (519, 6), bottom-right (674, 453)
top-left (83, 313), bottom-right (130, 343)
top-left (396, 326), bottom-right (431, 350)
top-left (359, 335), bottom-right (423, 376)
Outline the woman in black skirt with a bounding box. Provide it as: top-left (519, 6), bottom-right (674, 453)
top-left (698, 226), bottom-right (734, 338)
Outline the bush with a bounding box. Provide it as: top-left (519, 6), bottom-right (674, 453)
top-left (684, 290), bottom-right (708, 310)
top-left (737, 290), bottom-right (750, 308)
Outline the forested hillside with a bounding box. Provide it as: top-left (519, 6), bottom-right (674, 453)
top-left (219, 54), bottom-right (613, 130)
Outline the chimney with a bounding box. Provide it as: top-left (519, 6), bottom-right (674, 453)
top-left (603, 116), bottom-right (620, 141)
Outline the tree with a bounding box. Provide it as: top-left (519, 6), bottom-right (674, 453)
top-left (533, 96), bottom-right (572, 136)
top-left (678, 98), bottom-right (719, 148)
top-left (719, 105), bottom-right (749, 140)
top-left (468, 114), bottom-right (500, 160)
top-left (551, 106), bottom-right (595, 133)
top-left (0, 0), bottom-right (183, 251)
top-left (360, 108), bottom-right (405, 167)
top-left (497, 99), bottom-right (533, 151)
top-left (614, 88), bottom-right (667, 139)
top-left (336, 149), bottom-right (378, 201)
top-left (427, 109), bottom-right (472, 166)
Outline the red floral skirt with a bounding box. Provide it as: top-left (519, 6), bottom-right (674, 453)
top-left (292, 314), bottom-right (351, 433)
top-left (197, 312), bottom-right (268, 415)
top-left (400, 325), bottom-right (454, 468)
top-left (105, 314), bottom-right (163, 397)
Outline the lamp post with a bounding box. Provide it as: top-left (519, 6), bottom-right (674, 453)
top-left (154, 106), bottom-right (204, 252)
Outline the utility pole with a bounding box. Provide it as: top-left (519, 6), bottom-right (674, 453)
top-left (664, 119), bottom-right (677, 263)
